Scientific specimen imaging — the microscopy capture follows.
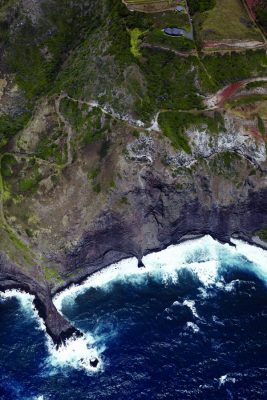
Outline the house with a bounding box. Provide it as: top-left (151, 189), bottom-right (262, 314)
top-left (176, 6), bottom-right (185, 12)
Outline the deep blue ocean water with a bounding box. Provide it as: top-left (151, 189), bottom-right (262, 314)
top-left (0, 237), bottom-right (266, 400)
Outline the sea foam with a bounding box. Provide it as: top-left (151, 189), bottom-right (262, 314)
top-left (1, 235), bottom-right (267, 375)
top-left (0, 289), bottom-right (46, 332)
top-left (231, 239), bottom-right (267, 285)
top-left (0, 289), bottom-right (34, 310)
top-left (51, 235), bottom-right (267, 373)
top-left (54, 235), bottom-right (267, 314)
top-left (0, 290), bottom-right (101, 373)
top-left (46, 333), bottom-right (103, 374)
top-left (54, 236), bottom-right (222, 313)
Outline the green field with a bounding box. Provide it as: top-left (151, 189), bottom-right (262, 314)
top-left (193, 0), bottom-right (262, 43)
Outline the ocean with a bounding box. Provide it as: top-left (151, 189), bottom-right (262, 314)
top-left (0, 236), bottom-right (266, 400)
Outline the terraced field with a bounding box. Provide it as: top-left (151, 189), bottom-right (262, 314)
top-left (123, 0), bottom-right (178, 12)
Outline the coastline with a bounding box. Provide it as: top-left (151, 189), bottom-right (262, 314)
top-left (51, 231), bottom-right (267, 299)
top-left (1, 232), bottom-right (267, 373)
top-left (1, 231), bottom-right (267, 349)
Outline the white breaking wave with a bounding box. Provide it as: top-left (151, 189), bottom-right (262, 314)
top-left (183, 300), bottom-right (199, 319)
top-left (54, 236), bottom-right (222, 312)
top-left (1, 235), bottom-right (267, 375)
top-left (231, 239), bottom-right (267, 285)
top-left (0, 290), bottom-right (102, 374)
top-left (53, 257), bottom-right (139, 313)
top-left (142, 236), bottom-right (222, 286)
top-left (50, 235), bottom-right (267, 373)
top-left (219, 374), bottom-right (236, 387)
top-left (0, 289), bottom-right (34, 310)
top-left (53, 235), bottom-right (267, 328)
top-left (172, 300), bottom-right (200, 319)
top-left (185, 322), bottom-right (200, 333)
top-left (54, 235), bottom-right (267, 313)
top-left (0, 289), bottom-right (46, 332)
top-left (46, 333), bottom-right (103, 374)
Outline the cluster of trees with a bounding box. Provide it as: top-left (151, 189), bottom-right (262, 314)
top-left (254, 0), bottom-right (267, 32)
top-left (187, 0), bottom-right (215, 14)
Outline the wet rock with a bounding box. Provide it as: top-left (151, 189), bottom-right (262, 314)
top-left (90, 358), bottom-right (99, 368)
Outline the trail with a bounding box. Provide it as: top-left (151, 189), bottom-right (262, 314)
top-left (55, 93), bottom-right (74, 166)
top-left (242, 0), bottom-right (266, 44)
top-left (141, 42), bottom-right (197, 58)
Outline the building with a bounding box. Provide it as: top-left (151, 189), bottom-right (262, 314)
top-left (164, 27), bottom-right (185, 37)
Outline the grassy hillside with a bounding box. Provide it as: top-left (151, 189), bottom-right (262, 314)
top-left (192, 0), bottom-right (262, 44)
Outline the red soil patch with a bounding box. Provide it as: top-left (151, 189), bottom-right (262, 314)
top-left (244, 0), bottom-right (258, 19)
top-left (250, 127), bottom-right (262, 140)
top-left (218, 82), bottom-right (244, 106)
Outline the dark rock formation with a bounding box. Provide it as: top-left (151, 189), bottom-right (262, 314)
top-left (1, 166), bottom-right (267, 346)
top-left (0, 253), bottom-right (82, 347)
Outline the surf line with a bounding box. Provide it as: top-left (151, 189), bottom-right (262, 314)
top-left (0, 289), bottom-right (101, 373)
top-left (1, 235), bottom-right (267, 373)
top-left (51, 235), bottom-right (267, 371)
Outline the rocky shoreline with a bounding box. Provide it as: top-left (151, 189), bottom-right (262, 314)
top-left (1, 185), bottom-right (267, 348)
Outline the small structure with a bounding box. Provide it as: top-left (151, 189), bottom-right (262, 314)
top-left (176, 6), bottom-right (185, 12)
top-left (164, 27), bottom-right (186, 37)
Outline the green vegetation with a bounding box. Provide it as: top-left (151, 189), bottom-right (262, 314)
top-left (3, 0), bottom-right (102, 100)
top-left (258, 116), bottom-right (265, 135)
top-left (142, 8), bottom-right (194, 53)
top-left (48, 0), bottom-right (266, 122)
top-left (256, 228), bottom-right (267, 242)
top-left (255, 1), bottom-right (267, 33)
top-left (4, 159), bottom-right (44, 195)
top-left (158, 112), bottom-right (191, 153)
top-left (137, 48), bottom-right (203, 119)
top-left (210, 151), bottom-right (241, 178)
top-left (25, 228), bottom-right (34, 238)
top-left (188, 0), bottom-right (215, 14)
top-left (6, 228), bottom-right (28, 252)
top-left (158, 110), bottom-right (224, 152)
top-left (225, 94), bottom-right (267, 109)
top-left (1, 154), bottom-right (17, 177)
top-left (60, 98), bottom-right (109, 146)
top-left (245, 80), bottom-right (267, 90)
top-left (88, 168), bottom-right (100, 181)
top-left (201, 51), bottom-right (267, 89)
top-left (0, 113), bottom-right (31, 149)
top-left (129, 28), bottom-right (144, 57)
top-left (43, 266), bottom-right (62, 282)
top-left (92, 183), bottom-right (101, 194)
top-left (110, 180), bottom-right (116, 189)
top-left (88, 167), bottom-right (101, 194)
top-left (145, 29), bottom-right (195, 52)
top-left (19, 175), bottom-right (41, 193)
top-left (36, 130), bottom-right (66, 164)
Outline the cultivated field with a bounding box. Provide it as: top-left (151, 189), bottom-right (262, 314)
top-left (123, 0), bottom-right (178, 12)
top-left (194, 0), bottom-right (263, 45)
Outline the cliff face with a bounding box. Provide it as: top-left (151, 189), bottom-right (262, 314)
top-left (0, 0), bottom-right (267, 344)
